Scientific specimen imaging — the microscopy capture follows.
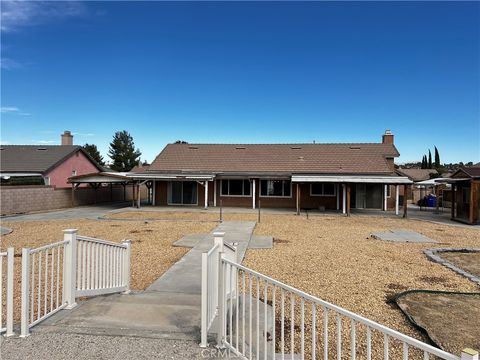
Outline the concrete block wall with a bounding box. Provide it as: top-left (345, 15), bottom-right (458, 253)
top-left (0, 185), bottom-right (145, 215)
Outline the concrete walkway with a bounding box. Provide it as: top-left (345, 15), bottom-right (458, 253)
top-left (0, 202), bottom-right (131, 222)
top-left (32, 221), bottom-right (256, 343)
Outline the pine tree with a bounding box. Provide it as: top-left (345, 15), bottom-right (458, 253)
top-left (108, 131), bottom-right (142, 172)
top-left (421, 155), bottom-right (426, 169)
top-left (83, 143), bottom-right (105, 166)
top-left (428, 150), bottom-right (432, 169)
top-left (434, 146), bottom-right (440, 168)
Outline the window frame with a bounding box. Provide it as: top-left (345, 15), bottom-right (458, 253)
top-left (259, 179), bottom-right (292, 198)
top-left (220, 179), bottom-right (251, 197)
top-left (310, 183), bottom-right (337, 197)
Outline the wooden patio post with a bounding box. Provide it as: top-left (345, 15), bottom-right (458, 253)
top-left (296, 183), bottom-right (301, 215)
top-left (403, 185), bottom-right (408, 218)
top-left (451, 184), bottom-right (456, 220)
top-left (71, 183), bottom-right (75, 207)
top-left (470, 181), bottom-right (478, 224)
top-left (110, 183), bottom-right (113, 202)
top-left (132, 183), bottom-right (136, 207)
top-left (123, 183), bottom-right (126, 201)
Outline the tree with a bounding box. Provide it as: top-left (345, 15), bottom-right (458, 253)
top-left (434, 146), bottom-right (440, 168)
top-left (421, 155), bottom-right (426, 169)
top-left (428, 150), bottom-right (432, 169)
top-left (108, 130), bottom-right (141, 172)
top-left (83, 143), bottom-right (105, 166)
top-left (174, 140), bottom-right (188, 144)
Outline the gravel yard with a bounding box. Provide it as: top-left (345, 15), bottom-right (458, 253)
top-left (244, 214), bottom-right (480, 357)
top-left (0, 218), bottom-right (217, 321)
top-left (2, 211), bottom-right (479, 358)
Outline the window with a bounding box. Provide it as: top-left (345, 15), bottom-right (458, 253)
top-left (260, 180), bottom-right (291, 197)
top-left (44, 177), bottom-right (50, 185)
top-left (386, 185), bottom-right (391, 198)
top-left (310, 183), bottom-right (336, 196)
top-left (221, 179), bottom-right (251, 196)
top-left (72, 170), bottom-right (77, 176)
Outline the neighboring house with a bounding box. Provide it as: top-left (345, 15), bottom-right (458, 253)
top-left (136, 130), bottom-right (411, 213)
top-left (443, 166), bottom-right (480, 224)
top-left (396, 168), bottom-right (438, 204)
top-left (0, 131), bottom-right (103, 188)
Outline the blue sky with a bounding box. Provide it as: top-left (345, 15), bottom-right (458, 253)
top-left (1, 1), bottom-right (479, 164)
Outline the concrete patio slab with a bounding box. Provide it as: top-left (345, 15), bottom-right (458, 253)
top-left (0, 226), bottom-right (13, 235)
top-left (371, 229), bottom-right (438, 243)
top-left (173, 233), bottom-right (208, 248)
top-left (249, 235), bottom-right (273, 249)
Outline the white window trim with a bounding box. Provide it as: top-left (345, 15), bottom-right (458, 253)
top-left (259, 179), bottom-right (293, 198)
top-left (310, 183), bottom-right (337, 197)
top-left (220, 179), bottom-right (251, 197)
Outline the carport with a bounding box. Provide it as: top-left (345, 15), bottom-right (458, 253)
top-left (68, 172), bottom-right (147, 208)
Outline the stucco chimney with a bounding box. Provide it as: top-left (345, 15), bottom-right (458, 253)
top-left (61, 130), bottom-right (73, 145)
top-left (382, 129), bottom-right (394, 144)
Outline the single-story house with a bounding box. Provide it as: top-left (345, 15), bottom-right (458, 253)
top-left (71, 130), bottom-right (411, 215)
top-left (440, 166), bottom-right (480, 224)
top-left (0, 131), bottom-right (103, 188)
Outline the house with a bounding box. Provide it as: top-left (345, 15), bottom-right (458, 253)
top-left (442, 166), bottom-right (480, 224)
top-left (395, 168), bottom-right (438, 204)
top-left (0, 131), bottom-right (103, 188)
top-left (135, 130), bottom-right (411, 214)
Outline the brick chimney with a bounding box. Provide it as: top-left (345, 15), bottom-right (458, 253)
top-left (382, 129), bottom-right (394, 144)
top-left (61, 130), bottom-right (73, 145)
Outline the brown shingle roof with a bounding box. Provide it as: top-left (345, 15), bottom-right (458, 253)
top-left (396, 168), bottom-right (437, 181)
top-left (456, 166), bottom-right (480, 178)
top-left (0, 145), bottom-right (103, 173)
top-left (148, 143), bottom-right (399, 175)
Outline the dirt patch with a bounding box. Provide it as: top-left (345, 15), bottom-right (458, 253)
top-left (439, 251), bottom-right (480, 278)
top-left (396, 291), bottom-right (480, 354)
top-left (0, 218), bottom-right (217, 322)
top-left (418, 275), bottom-right (450, 285)
top-left (273, 238), bottom-right (290, 244)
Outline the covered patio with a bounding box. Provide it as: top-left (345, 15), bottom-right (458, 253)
top-left (291, 175), bottom-right (413, 217)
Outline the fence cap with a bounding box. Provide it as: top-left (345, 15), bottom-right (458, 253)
top-left (213, 231), bottom-right (225, 237)
top-left (63, 228), bottom-right (78, 234)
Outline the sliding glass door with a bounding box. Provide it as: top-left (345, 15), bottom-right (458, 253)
top-left (168, 181), bottom-right (198, 205)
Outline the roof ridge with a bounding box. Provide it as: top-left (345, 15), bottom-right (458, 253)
top-left (167, 142), bottom-right (391, 146)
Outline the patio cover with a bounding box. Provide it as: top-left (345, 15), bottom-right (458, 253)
top-left (291, 175), bottom-right (412, 184)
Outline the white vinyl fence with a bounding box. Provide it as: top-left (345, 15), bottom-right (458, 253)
top-left (0, 248), bottom-right (14, 336)
top-left (201, 235), bottom-right (476, 360)
top-left (20, 229), bottom-right (131, 337)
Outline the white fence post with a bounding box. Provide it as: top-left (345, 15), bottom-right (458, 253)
top-left (122, 240), bottom-right (131, 294)
top-left (20, 248), bottom-right (30, 338)
top-left (63, 229), bottom-right (78, 309)
top-left (5, 247), bottom-right (14, 337)
top-left (462, 349), bottom-right (479, 360)
top-left (215, 232), bottom-right (225, 347)
top-left (200, 251), bottom-right (208, 347)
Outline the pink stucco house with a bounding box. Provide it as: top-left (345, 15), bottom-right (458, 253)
top-left (0, 131), bottom-right (103, 188)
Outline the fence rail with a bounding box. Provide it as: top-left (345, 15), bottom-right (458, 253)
top-left (201, 233), bottom-right (472, 360)
top-left (20, 229), bottom-right (131, 337)
top-left (76, 236), bottom-right (130, 297)
top-left (0, 248), bottom-right (14, 336)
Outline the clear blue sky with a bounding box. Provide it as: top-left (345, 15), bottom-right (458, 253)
top-left (1, 1), bottom-right (479, 164)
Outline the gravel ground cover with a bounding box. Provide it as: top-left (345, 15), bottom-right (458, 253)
top-left (0, 332), bottom-right (208, 360)
top-left (396, 291), bottom-right (480, 355)
top-left (0, 218), bottom-right (217, 322)
top-left (243, 214), bottom-right (480, 358)
top-left (107, 210), bottom-right (259, 222)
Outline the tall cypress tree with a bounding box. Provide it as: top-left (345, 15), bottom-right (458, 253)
top-left (421, 155), bottom-right (426, 169)
top-left (434, 146), bottom-right (440, 168)
top-left (108, 130), bottom-right (142, 172)
top-left (428, 150), bottom-right (432, 169)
